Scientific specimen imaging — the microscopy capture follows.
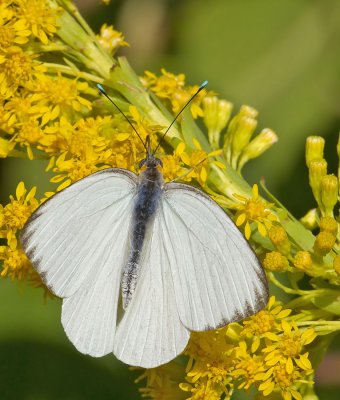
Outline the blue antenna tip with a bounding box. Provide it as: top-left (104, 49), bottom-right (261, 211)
top-left (200, 80), bottom-right (208, 88)
top-left (97, 83), bottom-right (105, 93)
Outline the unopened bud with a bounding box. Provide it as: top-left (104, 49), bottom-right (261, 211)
top-left (300, 208), bottom-right (318, 230)
top-left (306, 136), bottom-right (325, 167)
top-left (320, 174), bottom-right (338, 216)
top-left (238, 129), bottom-right (278, 170)
top-left (320, 216), bottom-right (338, 235)
top-left (224, 105), bottom-right (258, 163)
top-left (203, 96), bottom-right (233, 148)
top-left (263, 251), bottom-right (289, 272)
top-left (309, 159), bottom-right (327, 207)
top-left (314, 231), bottom-right (336, 256)
top-left (333, 255), bottom-right (340, 275)
top-left (268, 225), bottom-right (291, 255)
top-left (294, 251), bottom-right (312, 272)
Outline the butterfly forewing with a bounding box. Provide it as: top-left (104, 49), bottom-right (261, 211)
top-left (21, 169), bottom-right (137, 299)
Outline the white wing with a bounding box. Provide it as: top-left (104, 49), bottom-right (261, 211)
top-left (21, 169), bottom-right (137, 356)
top-left (162, 182), bottom-right (268, 332)
top-left (114, 212), bottom-right (190, 368)
top-left (21, 168), bottom-right (136, 298)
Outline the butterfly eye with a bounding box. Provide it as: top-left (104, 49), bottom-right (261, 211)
top-left (155, 158), bottom-right (163, 168)
top-left (139, 158), bottom-right (147, 169)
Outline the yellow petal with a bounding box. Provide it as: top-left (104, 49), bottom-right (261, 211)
top-left (245, 222), bottom-right (251, 240)
top-left (251, 337), bottom-right (260, 352)
top-left (281, 320), bottom-right (291, 334)
top-left (57, 179), bottom-right (71, 191)
top-left (192, 137), bottom-right (201, 150)
top-left (211, 160), bottom-right (226, 169)
top-left (26, 187), bottom-right (37, 202)
top-left (252, 183), bottom-right (259, 199)
top-left (200, 167), bottom-right (207, 183)
top-left (175, 142), bottom-right (186, 155)
top-left (291, 390), bottom-right (302, 400)
top-left (268, 295), bottom-right (276, 309)
top-left (208, 149), bottom-right (222, 157)
top-left (277, 309), bottom-right (292, 318)
top-left (116, 133), bottom-right (130, 141)
top-left (236, 213), bottom-right (246, 226)
top-left (16, 182), bottom-right (25, 200)
top-left (286, 357), bottom-right (294, 374)
top-left (257, 221), bottom-right (267, 237)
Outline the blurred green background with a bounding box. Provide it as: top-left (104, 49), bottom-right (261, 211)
top-left (1, 0), bottom-right (340, 398)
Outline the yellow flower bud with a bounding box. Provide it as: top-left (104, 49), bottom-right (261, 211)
top-left (308, 159), bottom-right (327, 206)
top-left (319, 216), bottom-right (338, 235)
top-left (238, 129), bottom-right (278, 171)
top-left (263, 251), bottom-right (289, 272)
top-left (305, 136), bottom-right (325, 167)
top-left (238, 105), bottom-right (258, 119)
top-left (314, 231), bottom-right (336, 256)
top-left (300, 208), bottom-right (318, 230)
top-left (232, 116), bottom-right (257, 154)
top-left (268, 225), bottom-right (291, 255)
top-left (333, 255), bottom-right (340, 275)
top-left (223, 105), bottom-right (258, 164)
top-left (293, 251), bottom-right (312, 272)
top-left (320, 174), bottom-right (338, 216)
top-left (202, 96), bottom-right (233, 148)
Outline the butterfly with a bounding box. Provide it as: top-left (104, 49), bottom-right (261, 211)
top-left (20, 82), bottom-right (268, 368)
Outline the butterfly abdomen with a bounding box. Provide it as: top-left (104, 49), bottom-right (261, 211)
top-left (122, 166), bottom-right (163, 309)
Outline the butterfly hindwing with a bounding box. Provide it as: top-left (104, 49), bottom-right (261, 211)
top-left (114, 209), bottom-right (190, 368)
top-left (162, 182), bottom-right (269, 331)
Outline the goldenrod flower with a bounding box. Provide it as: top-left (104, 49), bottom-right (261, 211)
top-left (27, 74), bottom-right (92, 125)
top-left (293, 251), bottom-right (313, 272)
top-left (232, 184), bottom-right (277, 239)
top-left (142, 69), bottom-right (207, 118)
top-left (0, 47), bottom-right (43, 98)
top-left (263, 251), bottom-right (290, 272)
top-left (241, 296), bottom-right (291, 340)
top-left (262, 320), bottom-right (316, 369)
top-left (0, 244), bottom-right (32, 280)
top-left (15, 0), bottom-right (59, 44)
top-left (0, 181), bottom-right (38, 247)
top-left (97, 24), bottom-right (129, 55)
top-left (0, 10), bottom-right (31, 48)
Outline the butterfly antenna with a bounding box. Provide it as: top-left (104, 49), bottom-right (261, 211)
top-left (97, 84), bottom-right (147, 151)
top-left (153, 80), bottom-right (208, 155)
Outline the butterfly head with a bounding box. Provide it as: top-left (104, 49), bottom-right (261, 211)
top-left (139, 135), bottom-right (163, 170)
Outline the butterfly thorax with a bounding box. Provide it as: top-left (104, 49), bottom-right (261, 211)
top-left (121, 163), bottom-right (164, 309)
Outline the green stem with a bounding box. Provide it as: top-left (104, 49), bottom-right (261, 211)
top-left (43, 63), bottom-right (104, 84)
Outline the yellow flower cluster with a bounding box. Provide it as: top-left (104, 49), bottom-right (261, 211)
top-left (1, 2), bottom-right (340, 400)
top-left (140, 297), bottom-right (316, 400)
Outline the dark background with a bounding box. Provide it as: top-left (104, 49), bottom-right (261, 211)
top-left (1, 0), bottom-right (340, 398)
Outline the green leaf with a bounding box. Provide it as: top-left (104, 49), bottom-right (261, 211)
top-left (311, 290), bottom-right (340, 316)
top-left (181, 109), bottom-right (210, 151)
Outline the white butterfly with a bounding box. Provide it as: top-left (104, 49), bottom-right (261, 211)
top-left (20, 83), bottom-right (268, 368)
